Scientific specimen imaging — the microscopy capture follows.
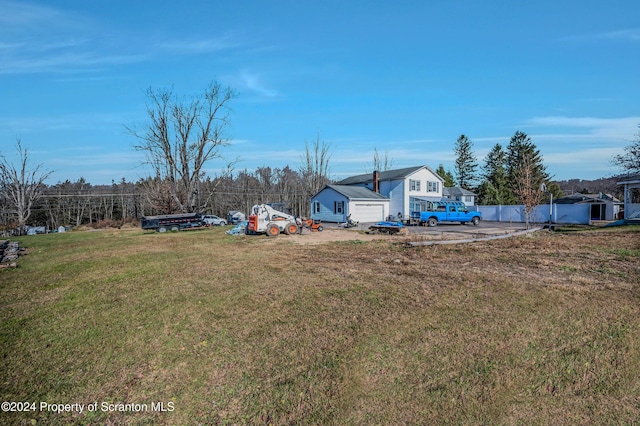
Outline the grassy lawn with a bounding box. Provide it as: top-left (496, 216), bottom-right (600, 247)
top-left (1, 226), bottom-right (639, 425)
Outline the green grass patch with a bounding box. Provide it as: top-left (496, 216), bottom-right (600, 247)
top-left (1, 227), bottom-right (639, 424)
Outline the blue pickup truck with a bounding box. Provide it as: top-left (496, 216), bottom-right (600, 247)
top-left (413, 201), bottom-right (481, 227)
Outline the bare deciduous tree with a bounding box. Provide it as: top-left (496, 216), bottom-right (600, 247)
top-left (128, 81), bottom-right (237, 213)
top-left (299, 134), bottom-right (332, 212)
top-left (368, 147), bottom-right (394, 173)
top-left (612, 125), bottom-right (640, 175)
top-left (0, 140), bottom-right (53, 235)
top-left (513, 153), bottom-right (543, 229)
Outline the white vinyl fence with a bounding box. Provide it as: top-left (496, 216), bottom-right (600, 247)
top-left (472, 204), bottom-right (591, 225)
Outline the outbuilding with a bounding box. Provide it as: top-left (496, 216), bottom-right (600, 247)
top-left (554, 193), bottom-right (623, 221)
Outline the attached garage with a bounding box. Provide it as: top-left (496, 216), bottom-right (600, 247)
top-left (352, 202), bottom-right (386, 222)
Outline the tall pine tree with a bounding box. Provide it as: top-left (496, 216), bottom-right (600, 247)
top-left (453, 134), bottom-right (478, 190)
top-left (506, 131), bottom-right (549, 205)
top-left (477, 143), bottom-right (510, 205)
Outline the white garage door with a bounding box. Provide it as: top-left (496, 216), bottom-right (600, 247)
top-left (353, 203), bottom-right (385, 222)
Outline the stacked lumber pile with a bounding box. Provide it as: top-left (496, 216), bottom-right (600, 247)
top-left (1, 240), bottom-right (22, 270)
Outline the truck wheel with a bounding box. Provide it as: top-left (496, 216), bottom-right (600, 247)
top-left (427, 217), bottom-right (437, 227)
top-left (171, 226), bottom-right (179, 232)
top-left (266, 224), bottom-right (280, 237)
top-left (284, 223), bottom-right (298, 235)
top-left (158, 227), bottom-right (167, 233)
top-left (472, 216), bottom-right (480, 226)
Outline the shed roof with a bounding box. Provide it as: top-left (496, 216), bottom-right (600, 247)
top-left (555, 193), bottom-right (621, 204)
top-left (617, 174), bottom-right (640, 185)
top-left (336, 165), bottom-right (442, 185)
top-left (443, 187), bottom-right (477, 197)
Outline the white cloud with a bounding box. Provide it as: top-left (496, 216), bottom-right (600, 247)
top-left (0, 1), bottom-right (65, 26)
top-left (561, 28), bottom-right (640, 43)
top-left (159, 33), bottom-right (242, 54)
top-left (544, 147), bottom-right (623, 165)
top-left (0, 111), bottom-right (135, 133)
top-left (238, 71), bottom-right (280, 98)
top-left (48, 151), bottom-right (143, 167)
top-left (0, 1), bottom-right (143, 75)
top-left (524, 116), bottom-right (640, 142)
top-left (0, 1), bottom-right (244, 75)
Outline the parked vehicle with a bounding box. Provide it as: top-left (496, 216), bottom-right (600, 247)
top-left (225, 220), bottom-right (249, 235)
top-left (300, 219), bottom-right (324, 232)
top-left (246, 204), bottom-right (301, 236)
top-left (202, 215), bottom-right (227, 226)
top-left (416, 201), bottom-right (481, 226)
top-left (141, 213), bottom-right (204, 232)
top-left (227, 210), bottom-right (246, 224)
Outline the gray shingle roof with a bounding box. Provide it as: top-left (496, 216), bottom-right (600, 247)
top-left (617, 174), bottom-right (640, 185)
top-left (555, 193), bottom-right (621, 204)
top-left (443, 187), bottom-right (477, 197)
top-left (337, 165), bottom-right (440, 185)
top-left (325, 184), bottom-right (389, 200)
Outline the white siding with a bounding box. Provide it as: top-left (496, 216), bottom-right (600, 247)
top-left (387, 180), bottom-right (405, 219)
top-left (401, 168), bottom-right (444, 216)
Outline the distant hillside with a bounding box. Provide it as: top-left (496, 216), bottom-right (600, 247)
top-left (554, 176), bottom-right (624, 199)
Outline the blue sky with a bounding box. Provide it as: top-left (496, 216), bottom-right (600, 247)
top-left (1, 0), bottom-right (639, 185)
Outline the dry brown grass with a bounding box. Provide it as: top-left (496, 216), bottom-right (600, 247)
top-left (1, 226), bottom-right (639, 424)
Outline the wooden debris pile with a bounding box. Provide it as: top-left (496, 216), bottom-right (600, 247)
top-left (1, 240), bottom-right (23, 270)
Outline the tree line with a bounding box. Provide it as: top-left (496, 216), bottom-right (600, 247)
top-left (2, 80), bottom-right (639, 234)
top-left (0, 129), bottom-right (562, 234)
top-left (0, 165), bottom-right (329, 235)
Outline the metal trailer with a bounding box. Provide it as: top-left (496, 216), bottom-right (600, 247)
top-left (141, 213), bottom-right (204, 232)
top-left (369, 221), bottom-right (407, 235)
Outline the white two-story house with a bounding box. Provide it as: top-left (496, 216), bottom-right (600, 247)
top-left (310, 165), bottom-right (445, 223)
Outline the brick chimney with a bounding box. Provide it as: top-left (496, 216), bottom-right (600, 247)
top-left (373, 170), bottom-right (380, 193)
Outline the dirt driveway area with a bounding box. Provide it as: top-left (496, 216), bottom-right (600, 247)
top-left (281, 221), bottom-right (527, 245)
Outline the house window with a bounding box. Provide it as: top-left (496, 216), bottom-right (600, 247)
top-left (334, 201), bottom-right (344, 214)
top-left (313, 201), bottom-right (321, 214)
top-left (464, 195), bottom-right (473, 203)
top-left (427, 181), bottom-right (439, 193)
top-left (409, 179), bottom-right (421, 191)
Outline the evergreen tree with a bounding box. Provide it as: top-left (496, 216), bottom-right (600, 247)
top-left (477, 143), bottom-right (510, 205)
top-left (435, 163), bottom-right (455, 187)
top-left (506, 131), bottom-right (549, 205)
top-left (453, 134), bottom-right (478, 190)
